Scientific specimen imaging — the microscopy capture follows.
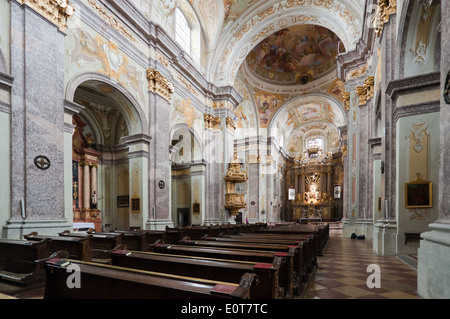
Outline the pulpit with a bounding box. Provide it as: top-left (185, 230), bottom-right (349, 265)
top-left (224, 151), bottom-right (248, 216)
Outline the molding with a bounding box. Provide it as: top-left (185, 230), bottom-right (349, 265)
top-left (0, 72), bottom-right (14, 88)
top-left (393, 101), bottom-right (440, 123)
top-left (64, 99), bottom-right (85, 115)
top-left (121, 133), bottom-right (152, 146)
top-left (385, 72), bottom-right (440, 100)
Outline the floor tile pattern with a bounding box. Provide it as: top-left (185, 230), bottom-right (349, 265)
top-left (303, 230), bottom-right (421, 299)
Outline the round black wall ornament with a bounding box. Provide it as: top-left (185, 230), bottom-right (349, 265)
top-left (444, 70), bottom-right (450, 105)
top-left (34, 155), bottom-right (51, 170)
top-left (158, 180), bottom-right (165, 189)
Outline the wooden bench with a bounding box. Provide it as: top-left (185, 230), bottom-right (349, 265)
top-left (111, 249), bottom-right (284, 299)
top-left (177, 236), bottom-right (304, 287)
top-left (257, 223), bottom-right (329, 256)
top-left (111, 230), bottom-right (148, 251)
top-left (59, 231), bottom-right (126, 263)
top-left (43, 258), bottom-right (257, 299)
top-left (229, 232), bottom-right (318, 273)
top-left (205, 233), bottom-right (316, 282)
top-left (24, 232), bottom-right (92, 262)
top-left (0, 238), bottom-right (67, 285)
top-left (150, 243), bottom-right (295, 298)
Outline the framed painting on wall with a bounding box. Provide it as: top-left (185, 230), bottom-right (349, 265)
top-left (405, 181), bottom-right (432, 208)
top-left (131, 196), bottom-right (140, 213)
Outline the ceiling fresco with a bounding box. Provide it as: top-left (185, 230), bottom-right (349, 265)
top-left (245, 24), bottom-right (344, 85)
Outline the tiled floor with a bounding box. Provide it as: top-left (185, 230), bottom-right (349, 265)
top-left (303, 229), bottom-right (421, 299)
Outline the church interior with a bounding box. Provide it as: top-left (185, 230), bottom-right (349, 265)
top-left (0, 0), bottom-right (449, 301)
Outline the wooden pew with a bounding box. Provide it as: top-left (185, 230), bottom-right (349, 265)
top-left (59, 231), bottom-right (125, 263)
top-left (110, 249), bottom-right (284, 299)
top-left (43, 258), bottom-right (257, 299)
top-left (177, 237), bottom-right (306, 294)
top-left (204, 233), bottom-right (316, 282)
top-left (224, 232), bottom-right (318, 275)
top-left (112, 230), bottom-right (148, 251)
top-left (88, 230), bottom-right (148, 252)
top-left (151, 242), bottom-right (295, 297)
top-left (0, 238), bottom-right (67, 285)
top-left (257, 224), bottom-right (329, 256)
top-left (24, 232), bottom-right (92, 262)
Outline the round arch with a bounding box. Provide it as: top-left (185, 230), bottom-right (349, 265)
top-left (65, 72), bottom-right (148, 136)
top-left (170, 123), bottom-right (204, 163)
top-left (267, 93), bottom-right (346, 133)
top-left (209, 0), bottom-right (364, 86)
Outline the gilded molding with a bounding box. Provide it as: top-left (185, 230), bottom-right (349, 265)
top-left (86, 0), bottom-right (137, 43)
top-left (147, 68), bottom-right (174, 102)
top-left (342, 91), bottom-right (350, 111)
top-left (177, 75), bottom-right (200, 97)
top-left (355, 76), bottom-right (374, 106)
top-left (20, 0), bottom-right (74, 32)
top-left (372, 0), bottom-right (397, 38)
top-left (226, 116), bottom-right (236, 132)
top-left (204, 113), bottom-right (221, 131)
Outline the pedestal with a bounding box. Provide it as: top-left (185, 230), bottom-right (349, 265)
top-left (373, 219), bottom-right (397, 256)
top-left (418, 223), bottom-right (450, 299)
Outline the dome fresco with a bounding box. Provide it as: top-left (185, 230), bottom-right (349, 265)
top-left (245, 25), bottom-right (344, 85)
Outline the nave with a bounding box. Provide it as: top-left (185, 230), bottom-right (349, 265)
top-left (0, 226), bottom-right (420, 300)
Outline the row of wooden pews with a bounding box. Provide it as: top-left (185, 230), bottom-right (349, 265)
top-left (0, 222), bottom-right (328, 299)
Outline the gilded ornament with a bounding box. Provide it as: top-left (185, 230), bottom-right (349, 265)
top-left (147, 68), bottom-right (174, 102)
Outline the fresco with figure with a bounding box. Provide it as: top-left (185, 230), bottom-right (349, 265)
top-left (246, 25), bottom-right (343, 85)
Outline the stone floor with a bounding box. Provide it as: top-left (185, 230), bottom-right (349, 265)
top-left (302, 229), bottom-right (421, 299)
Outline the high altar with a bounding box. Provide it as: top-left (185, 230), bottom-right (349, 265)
top-left (286, 147), bottom-right (343, 222)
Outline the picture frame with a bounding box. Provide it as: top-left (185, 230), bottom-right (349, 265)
top-left (117, 195), bottom-right (129, 208)
top-left (405, 181), bottom-right (432, 208)
top-left (131, 196), bottom-right (140, 213)
top-left (192, 202), bottom-right (200, 214)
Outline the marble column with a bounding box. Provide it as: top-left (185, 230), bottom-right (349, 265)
top-left (83, 163), bottom-right (91, 210)
top-left (146, 69), bottom-right (174, 230)
top-left (3, 1), bottom-right (73, 238)
top-left (203, 117), bottom-right (222, 225)
top-left (418, 0), bottom-right (450, 299)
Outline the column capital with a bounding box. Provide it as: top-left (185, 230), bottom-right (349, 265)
top-left (19, 0), bottom-right (75, 32)
top-left (147, 68), bottom-right (174, 102)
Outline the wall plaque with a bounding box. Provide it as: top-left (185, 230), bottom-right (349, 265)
top-left (34, 155), bottom-right (51, 170)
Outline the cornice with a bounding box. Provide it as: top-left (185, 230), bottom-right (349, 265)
top-left (385, 72), bottom-right (440, 100)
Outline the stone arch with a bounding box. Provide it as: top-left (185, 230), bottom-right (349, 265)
top-left (397, 0), bottom-right (441, 78)
top-left (65, 72), bottom-right (148, 136)
top-left (209, 0), bottom-right (364, 86)
top-left (170, 123), bottom-right (204, 163)
top-left (65, 72), bottom-right (150, 231)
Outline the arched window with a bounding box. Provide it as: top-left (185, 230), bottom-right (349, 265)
top-left (307, 136), bottom-right (324, 149)
top-left (175, 8), bottom-right (191, 55)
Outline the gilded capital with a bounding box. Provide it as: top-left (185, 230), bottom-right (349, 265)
top-left (342, 91), bottom-right (350, 111)
top-left (20, 0), bottom-right (75, 32)
top-left (226, 116), bottom-right (236, 132)
top-left (147, 68), bottom-right (174, 102)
